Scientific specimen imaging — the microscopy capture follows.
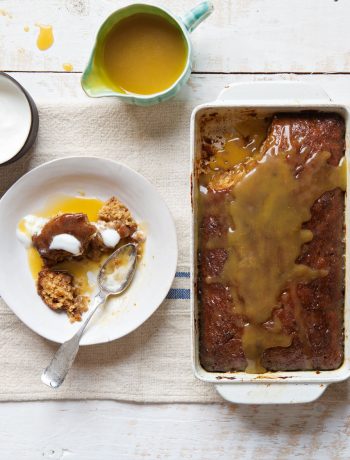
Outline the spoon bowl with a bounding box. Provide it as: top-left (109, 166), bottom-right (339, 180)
top-left (99, 243), bottom-right (137, 294)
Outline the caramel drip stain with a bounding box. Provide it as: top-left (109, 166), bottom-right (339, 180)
top-left (36, 24), bottom-right (54, 51)
top-left (63, 63), bottom-right (73, 72)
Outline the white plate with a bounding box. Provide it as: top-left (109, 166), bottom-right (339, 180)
top-left (0, 157), bottom-right (177, 345)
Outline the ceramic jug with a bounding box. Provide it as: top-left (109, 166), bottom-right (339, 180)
top-left (81, 2), bottom-right (214, 106)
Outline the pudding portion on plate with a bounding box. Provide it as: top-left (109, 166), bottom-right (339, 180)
top-left (17, 195), bottom-right (145, 322)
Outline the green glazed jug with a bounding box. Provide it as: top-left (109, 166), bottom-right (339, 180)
top-left (81, 2), bottom-right (214, 106)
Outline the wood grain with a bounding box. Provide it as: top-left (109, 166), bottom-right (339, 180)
top-left (0, 0), bottom-right (349, 73)
top-left (0, 400), bottom-right (349, 459)
top-left (8, 71), bottom-right (350, 103)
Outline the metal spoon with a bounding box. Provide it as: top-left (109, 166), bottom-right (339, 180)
top-left (41, 243), bottom-right (137, 389)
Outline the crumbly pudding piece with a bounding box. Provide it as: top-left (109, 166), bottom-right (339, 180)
top-left (37, 269), bottom-right (88, 322)
top-left (98, 196), bottom-right (137, 238)
top-left (18, 195), bottom-right (145, 322)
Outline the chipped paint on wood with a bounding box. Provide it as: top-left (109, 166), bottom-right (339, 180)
top-left (0, 0), bottom-right (350, 72)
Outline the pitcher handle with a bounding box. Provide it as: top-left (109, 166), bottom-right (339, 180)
top-left (182, 1), bottom-right (214, 33)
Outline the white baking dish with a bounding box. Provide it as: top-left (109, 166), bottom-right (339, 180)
top-left (190, 81), bottom-right (349, 404)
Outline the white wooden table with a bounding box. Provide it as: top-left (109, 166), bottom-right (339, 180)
top-left (1, 1), bottom-right (350, 458)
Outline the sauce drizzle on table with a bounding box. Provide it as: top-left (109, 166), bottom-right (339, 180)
top-left (36, 24), bottom-right (54, 51)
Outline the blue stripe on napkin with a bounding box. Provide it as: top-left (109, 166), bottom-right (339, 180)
top-left (175, 271), bottom-right (190, 278)
top-left (166, 288), bottom-right (191, 300)
top-left (166, 271), bottom-right (191, 300)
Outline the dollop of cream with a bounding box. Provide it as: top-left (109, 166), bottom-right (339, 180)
top-left (49, 233), bottom-right (81, 255)
top-left (100, 228), bottom-right (120, 248)
top-left (23, 215), bottom-right (48, 236)
top-left (93, 221), bottom-right (121, 248)
top-left (16, 228), bottom-right (31, 248)
top-left (17, 215), bottom-right (49, 247)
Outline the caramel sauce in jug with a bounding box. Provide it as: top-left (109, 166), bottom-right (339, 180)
top-left (102, 13), bottom-right (188, 95)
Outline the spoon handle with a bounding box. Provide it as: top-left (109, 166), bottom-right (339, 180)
top-left (41, 291), bottom-right (106, 389)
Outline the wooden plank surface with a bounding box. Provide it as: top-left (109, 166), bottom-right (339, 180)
top-left (8, 71), bottom-right (350, 103)
top-left (0, 399), bottom-right (349, 460)
top-left (0, 0), bottom-right (349, 73)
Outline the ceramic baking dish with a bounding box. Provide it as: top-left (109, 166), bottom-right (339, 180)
top-left (190, 81), bottom-right (350, 404)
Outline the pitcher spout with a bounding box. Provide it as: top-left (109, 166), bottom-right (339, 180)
top-left (81, 66), bottom-right (116, 98)
top-left (81, 50), bottom-right (123, 98)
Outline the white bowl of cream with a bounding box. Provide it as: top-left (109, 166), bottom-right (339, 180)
top-left (0, 73), bottom-right (39, 166)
